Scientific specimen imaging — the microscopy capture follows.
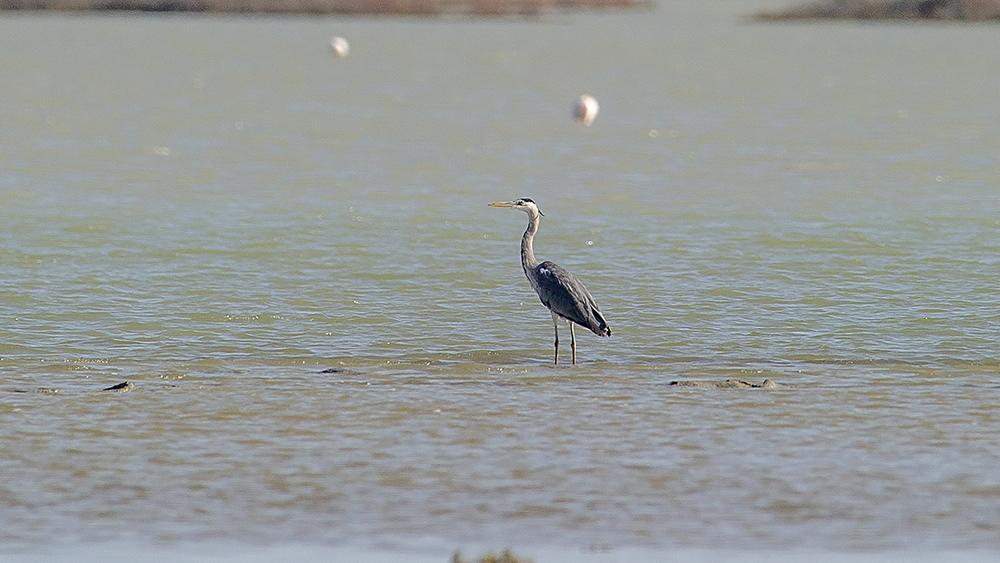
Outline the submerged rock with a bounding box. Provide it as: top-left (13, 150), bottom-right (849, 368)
top-left (670, 378), bottom-right (777, 389)
top-left (451, 549), bottom-right (534, 563)
top-left (319, 367), bottom-right (363, 375)
top-left (102, 381), bottom-right (135, 392)
top-left (6, 382), bottom-right (135, 394)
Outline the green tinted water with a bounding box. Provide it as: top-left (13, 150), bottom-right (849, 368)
top-left (2, 4), bottom-right (1000, 559)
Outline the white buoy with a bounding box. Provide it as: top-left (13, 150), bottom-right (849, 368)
top-left (330, 36), bottom-right (349, 58)
top-left (572, 94), bottom-right (599, 126)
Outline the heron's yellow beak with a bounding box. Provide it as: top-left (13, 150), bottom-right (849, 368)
top-left (489, 201), bottom-right (515, 208)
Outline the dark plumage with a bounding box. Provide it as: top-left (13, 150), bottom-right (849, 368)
top-left (535, 261), bottom-right (611, 337)
top-left (489, 198), bottom-right (611, 365)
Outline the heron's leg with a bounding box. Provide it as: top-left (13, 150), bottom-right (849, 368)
top-left (570, 322), bottom-right (578, 365)
top-left (551, 311), bottom-right (560, 365)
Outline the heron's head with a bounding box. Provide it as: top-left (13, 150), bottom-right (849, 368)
top-left (488, 198), bottom-right (544, 217)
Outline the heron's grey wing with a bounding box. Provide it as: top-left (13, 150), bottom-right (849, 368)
top-left (534, 261), bottom-right (611, 336)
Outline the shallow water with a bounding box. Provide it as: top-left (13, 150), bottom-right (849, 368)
top-left (2, 2), bottom-right (1000, 560)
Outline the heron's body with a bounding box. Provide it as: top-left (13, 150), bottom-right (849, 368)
top-left (490, 198), bottom-right (610, 364)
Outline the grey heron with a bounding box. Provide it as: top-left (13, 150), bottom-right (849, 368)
top-left (489, 198), bottom-right (611, 365)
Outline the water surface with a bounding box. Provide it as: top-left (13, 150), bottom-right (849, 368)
top-left (2, 3), bottom-right (1000, 560)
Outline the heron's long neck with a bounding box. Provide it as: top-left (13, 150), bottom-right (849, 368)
top-left (521, 211), bottom-right (540, 274)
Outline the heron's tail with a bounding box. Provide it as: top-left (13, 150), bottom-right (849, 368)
top-left (588, 306), bottom-right (611, 337)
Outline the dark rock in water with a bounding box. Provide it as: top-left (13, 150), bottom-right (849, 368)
top-left (670, 378), bottom-right (777, 389)
top-left (451, 549), bottom-right (534, 563)
top-left (7, 383), bottom-right (136, 393)
top-left (8, 387), bottom-right (61, 394)
top-left (320, 367), bottom-right (362, 375)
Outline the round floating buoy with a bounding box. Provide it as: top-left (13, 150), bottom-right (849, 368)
top-left (330, 36), bottom-right (349, 58)
top-left (572, 94), bottom-right (599, 126)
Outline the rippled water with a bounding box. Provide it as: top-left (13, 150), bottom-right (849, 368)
top-left (2, 2), bottom-right (1000, 561)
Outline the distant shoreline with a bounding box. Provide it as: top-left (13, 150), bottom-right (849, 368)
top-left (755, 0), bottom-right (1000, 21)
top-left (0, 0), bottom-right (650, 15)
